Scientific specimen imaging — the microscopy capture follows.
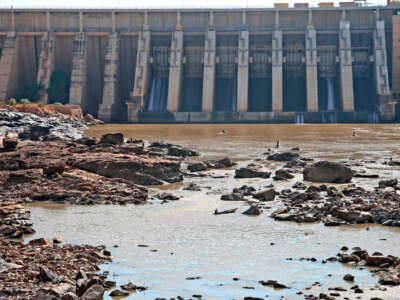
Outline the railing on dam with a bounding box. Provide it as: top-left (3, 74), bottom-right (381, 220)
top-left (0, 0), bottom-right (391, 10)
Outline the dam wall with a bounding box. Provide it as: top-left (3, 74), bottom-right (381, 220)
top-left (0, 6), bottom-right (399, 123)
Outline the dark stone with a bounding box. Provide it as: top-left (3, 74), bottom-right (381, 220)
top-left (303, 161), bottom-right (354, 183)
top-left (38, 266), bottom-right (58, 283)
top-left (267, 152), bottom-right (299, 161)
top-left (2, 136), bottom-right (18, 151)
top-left (220, 193), bottom-right (244, 201)
top-left (378, 179), bottom-right (398, 188)
top-left (81, 285), bottom-right (104, 300)
top-left (253, 189), bottom-right (276, 201)
top-left (234, 167), bottom-right (271, 179)
top-left (100, 133), bottom-right (124, 145)
top-left (187, 162), bottom-right (207, 172)
top-left (242, 205), bottom-right (261, 216)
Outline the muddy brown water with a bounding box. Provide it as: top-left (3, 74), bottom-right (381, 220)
top-left (26, 124), bottom-right (400, 299)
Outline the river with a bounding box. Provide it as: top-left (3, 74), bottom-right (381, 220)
top-left (26, 124), bottom-right (400, 299)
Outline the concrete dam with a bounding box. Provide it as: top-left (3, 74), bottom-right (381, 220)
top-left (0, 5), bottom-right (400, 123)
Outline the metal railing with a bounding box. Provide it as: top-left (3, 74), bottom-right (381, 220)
top-left (0, 0), bottom-right (392, 9)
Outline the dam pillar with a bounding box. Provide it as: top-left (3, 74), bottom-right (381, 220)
top-left (374, 20), bottom-right (392, 121)
top-left (272, 30), bottom-right (283, 112)
top-left (98, 33), bottom-right (120, 122)
top-left (0, 32), bottom-right (17, 102)
top-left (339, 20), bottom-right (354, 112)
top-left (237, 28), bottom-right (249, 113)
top-left (305, 24), bottom-right (318, 112)
top-left (128, 26), bottom-right (151, 122)
top-left (202, 28), bottom-right (216, 113)
top-left (36, 32), bottom-right (55, 104)
top-left (392, 15), bottom-right (400, 93)
top-left (69, 32), bottom-right (87, 107)
top-left (166, 29), bottom-right (184, 113)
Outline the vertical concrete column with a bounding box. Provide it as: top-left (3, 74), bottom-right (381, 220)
top-left (98, 33), bottom-right (119, 122)
top-left (392, 15), bottom-right (400, 92)
top-left (237, 29), bottom-right (249, 113)
top-left (339, 20), bottom-right (354, 112)
top-left (36, 32), bottom-right (55, 103)
top-left (272, 30), bottom-right (283, 112)
top-left (202, 29), bottom-right (216, 112)
top-left (305, 24), bottom-right (318, 112)
top-left (374, 20), bottom-right (392, 121)
top-left (128, 26), bottom-right (151, 122)
top-left (0, 32), bottom-right (17, 102)
top-left (69, 32), bottom-right (87, 107)
top-left (166, 29), bottom-right (184, 112)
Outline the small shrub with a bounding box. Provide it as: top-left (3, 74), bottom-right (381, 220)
top-left (9, 98), bottom-right (17, 105)
top-left (17, 83), bottom-right (43, 102)
top-left (19, 98), bottom-right (31, 105)
top-left (47, 70), bottom-right (70, 104)
top-left (53, 102), bottom-right (63, 106)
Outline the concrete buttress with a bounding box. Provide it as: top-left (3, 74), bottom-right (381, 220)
top-left (0, 32), bottom-right (17, 102)
top-left (36, 32), bottom-right (55, 104)
top-left (374, 20), bottom-right (392, 121)
top-left (272, 30), bottom-right (283, 112)
top-left (167, 30), bottom-right (183, 112)
top-left (202, 29), bottom-right (216, 112)
top-left (305, 25), bottom-right (318, 112)
top-left (339, 20), bottom-right (354, 112)
top-left (69, 32), bottom-right (87, 107)
top-left (237, 29), bottom-right (249, 113)
top-left (98, 33), bottom-right (120, 122)
top-left (128, 27), bottom-right (151, 122)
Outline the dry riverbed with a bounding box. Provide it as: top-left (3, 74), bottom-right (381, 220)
top-left (2, 115), bottom-right (400, 299)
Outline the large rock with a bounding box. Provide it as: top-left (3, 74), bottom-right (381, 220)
top-left (167, 146), bottom-right (199, 157)
top-left (253, 189), bottom-right (276, 201)
top-left (235, 167), bottom-right (271, 179)
top-left (187, 162), bottom-right (207, 172)
top-left (99, 133), bottom-right (124, 145)
top-left (81, 285), bottom-right (104, 300)
top-left (267, 152), bottom-right (299, 161)
top-left (273, 169), bottom-right (294, 180)
top-left (69, 153), bottom-right (182, 185)
top-left (2, 136), bottom-right (18, 151)
top-left (303, 161), bottom-right (353, 183)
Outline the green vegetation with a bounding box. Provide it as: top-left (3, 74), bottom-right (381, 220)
top-left (17, 83), bottom-right (43, 102)
top-left (19, 98), bottom-right (31, 105)
top-left (47, 70), bottom-right (70, 104)
top-left (9, 98), bottom-right (17, 106)
top-left (53, 102), bottom-right (64, 106)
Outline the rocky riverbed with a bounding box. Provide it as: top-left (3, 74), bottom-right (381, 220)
top-left (3, 114), bottom-right (400, 299)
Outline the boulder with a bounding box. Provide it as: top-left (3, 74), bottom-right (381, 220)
top-left (253, 189), bottom-right (276, 201)
top-left (243, 205), bottom-right (262, 216)
top-left (235, 167), bottom-right (271, 179)
top-left (187, 162), bottom-right (207, 172)
top-left (221, 193), bottom-right (244, 201)
top-left (303, 161), bottom-right (353, 183)
top-left (99, 133), bottom-right (124, 145)
top-left (2, 136), bottom-right (18, 151)
top-left (379, 179), bottom-right (398, 188)
top-left (218, 157), bottom-right (235, 167)
top-left (267, 152), bottom-right (299, 161)
top-left (81, 285), bottom-right (104, 300)
top-left (167, 146), bottom-right (199, 157)
top-left (273, 169), bottom-right (294, 180)
top-left (43, 164), bottom-right (66, 176)
top-left (38, 266), bottom-right (59, 283)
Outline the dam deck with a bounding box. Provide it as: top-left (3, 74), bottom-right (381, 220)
top-left (0, 5), bottom-right (400, 123)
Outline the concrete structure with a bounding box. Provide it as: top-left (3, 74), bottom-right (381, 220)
top-left (0, 6), bottom-right (399, 123)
